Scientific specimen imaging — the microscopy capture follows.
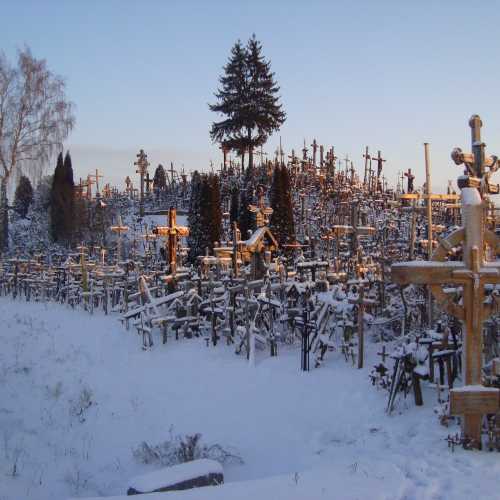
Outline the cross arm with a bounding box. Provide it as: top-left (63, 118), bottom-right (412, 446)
top-left (391, 261), bottom-right (466, 285)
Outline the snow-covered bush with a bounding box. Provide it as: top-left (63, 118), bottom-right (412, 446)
top-left (133, 430), bottom-right (243, 467)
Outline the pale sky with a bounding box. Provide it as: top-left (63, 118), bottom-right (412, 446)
top-left (3, 0), bottom-right (500, 199)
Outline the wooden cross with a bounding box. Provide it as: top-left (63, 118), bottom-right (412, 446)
top-left (404, 168), bottom-right (415, 193)
top-left (255, 146), bottom-right (267, 167)
top-left (168, 162), bottom-right (176, 186)
top-left (348, 284), bottom-right (378, 369)
top-left (302, 139), bottom-right (308, 161)
top-left (145, 172), bottom-right (154, 195)
top-left (248, 186), bottom-right (273, 228)
top-left (343, 154), bottom-right (350, 177)
top-left (374, 150), bottom-right (386, 191)
top-left (310, 139), bottom-right (318, 167)
top-left (392, 117), bottom-right (500, 449)
top-left (220, 143), bottom-right (230, 169)
top-left (153, 207), bottom-right (189, 275)
top-left (89, 169), bottom-right (104, 196)
top-left (85, 174), bottom-right (95, 200)
top-left (319, 144), bottom-right (324, 167)
top-left (349, 161), bottom-right (356, 185)
top-left (363, 146), bottom-right (371, 188)
top-left (110, 215), bottom-right (129, 263)
top-left (451, 115), bottom-right (500, 195)
top-left (134, 149), bottom-right (149, 216)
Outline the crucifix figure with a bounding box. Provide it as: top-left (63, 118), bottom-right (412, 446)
top-left (363, 146), bottom-right (370, 188)
top-left (392, 115), bottom-right (500, 449)
top-left (404, 168), bottom-right (415, 193)
top-left (153, 207), bottom-right (189, 275)
top-left (374, 150), bottom-right (386, 191)
top-left (134, 149), bottom-right (149, 216)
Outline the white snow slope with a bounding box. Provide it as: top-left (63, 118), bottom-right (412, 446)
top-left (0, 297), bottom-right (498, 500)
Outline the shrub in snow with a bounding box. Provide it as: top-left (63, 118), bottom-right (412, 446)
top-left (70, 387), bottom-right (95, 423)
top-left (132, 431), bottom-right (243, 467)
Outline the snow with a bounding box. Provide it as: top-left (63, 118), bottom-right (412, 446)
top-left (0, 297), bottom-right (499, 500)
top-left (128, 459), bottom-right (222, 492)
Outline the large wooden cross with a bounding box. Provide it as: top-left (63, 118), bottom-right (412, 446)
top-left (392, 116), bottom-right (500, 449)
top-left (153, 207), bottom-right (189, 275)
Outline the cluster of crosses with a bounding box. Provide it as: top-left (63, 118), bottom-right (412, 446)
top-left (1, 112), bottom-right (499, 453)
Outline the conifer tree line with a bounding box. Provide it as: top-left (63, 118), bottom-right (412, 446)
top-left (187, 172), bottom-right (222, 263)
top-left (210, 35), bottom-right (286, 172)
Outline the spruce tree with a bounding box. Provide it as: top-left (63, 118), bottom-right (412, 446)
top-left (209, 40), bottom-right (247, 168)
top-left (244, 35), bottom-right (286, 169)
top-left (210, 35), bottom-right (286, 171)
top-left (14, 176), bottom-right (34, 218)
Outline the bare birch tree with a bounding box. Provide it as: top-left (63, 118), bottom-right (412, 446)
top-left (0, 46), bottom-right (75, 250)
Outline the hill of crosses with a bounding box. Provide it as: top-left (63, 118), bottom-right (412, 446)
top-left (1, 42), bottom-right (500, 500)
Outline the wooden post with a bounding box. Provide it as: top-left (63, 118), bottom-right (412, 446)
top-left (424, 143), bottom-right (433, 328)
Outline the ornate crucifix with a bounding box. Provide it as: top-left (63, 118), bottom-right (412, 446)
top-left (392, 115), bottom-right (500, 449)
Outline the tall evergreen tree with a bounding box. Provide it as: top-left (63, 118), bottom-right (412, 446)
top-left (50, 151), bottom-right (75, 243)
top-left (13, 175), bottom-right (34, 218)
top-left (270, 165), bottom-right (295, 246)
top-left (209, 40), bottom-right (247, 170)
top-left (229, 187), bottom-right (239, 225)
top-left (207, 173), bottom-right (222, 247)
top-left (243, 35), bottom-right (286, 169)
top-left (210, 35), bottom-right (286, 171)
top-left (187, 171), bottom-right (203, 263)
top-left (238, 189), bottom-right (254, 239)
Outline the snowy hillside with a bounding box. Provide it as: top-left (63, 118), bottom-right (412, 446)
top-left (0, 298), bottom-right (498, 500)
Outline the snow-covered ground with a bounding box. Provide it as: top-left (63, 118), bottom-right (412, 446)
top-left (0, 297), bottom-right (499, 500)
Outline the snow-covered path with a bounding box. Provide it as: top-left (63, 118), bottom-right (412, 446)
top-left (0, 298), bottom-right (498, 499)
